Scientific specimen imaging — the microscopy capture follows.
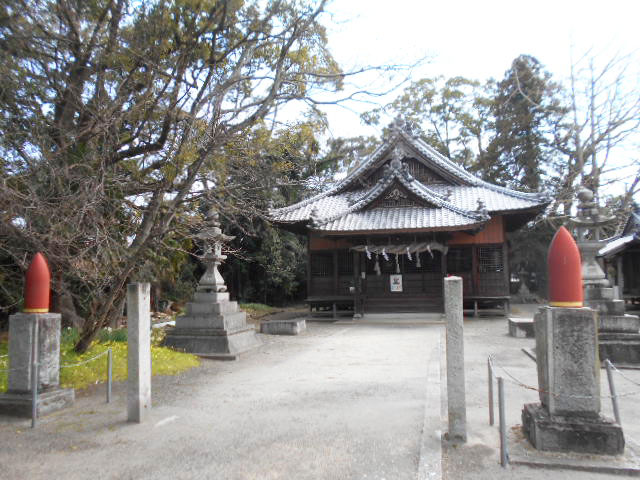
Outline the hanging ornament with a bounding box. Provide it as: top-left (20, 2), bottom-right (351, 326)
top-left (365, 245), bottom-right (372, 260)
top-left (395, 253), bottom-right (400, 274)
top-left (374, 254), bottom-right (381, 276)
top-left (416, 252), bottom-right (421, 268)
top-left (426, 244), bottom-right (433, 258)
top-left (406, 246), bottom-right (412, 261)
top-left (381, 248), bottom-right (389, 261)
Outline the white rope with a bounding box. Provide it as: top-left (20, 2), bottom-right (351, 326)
top-left (610, 363), bottom-right (640, 388)
top-left (60, 349), bottom-right (109, 368)
top-left (489, 355), bottom-right (640, 399)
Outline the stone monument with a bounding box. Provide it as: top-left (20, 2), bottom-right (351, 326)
top-left (522, 227), bottom-right (624, 454)
top-left (164, 207), bottom-right (260, 359)
top-left (569, 188), bottom-right (640, 365)
top-left (0, 253), bottom-right (74, 416)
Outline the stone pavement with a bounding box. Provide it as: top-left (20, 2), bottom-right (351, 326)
top-left (2, 305), bottom-right (640, 479)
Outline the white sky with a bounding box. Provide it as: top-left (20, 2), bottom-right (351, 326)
top-left (319, 0), bottom-right (640, 138)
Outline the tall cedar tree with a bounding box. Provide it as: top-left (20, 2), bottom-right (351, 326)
top-left (479, 55), bottom-right (564, 191)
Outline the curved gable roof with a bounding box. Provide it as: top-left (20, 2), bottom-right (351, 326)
top-left (270, 119), bottom-right (550, 233)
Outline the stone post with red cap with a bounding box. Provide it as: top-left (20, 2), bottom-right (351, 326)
top-left (521, 227), bottom-right (624, 455)
top-left (0, 253), bottom-right (74, 417)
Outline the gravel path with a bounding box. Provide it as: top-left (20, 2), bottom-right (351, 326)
top-left (2, 305), bottom-right (639, 479)
top-left (0, 322), bottom-right (441, 480)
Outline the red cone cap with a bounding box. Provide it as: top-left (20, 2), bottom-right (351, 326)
top-left (548, 226), bottom-right (583, 307)
top-left (23, 252), bottom-right (51, 313)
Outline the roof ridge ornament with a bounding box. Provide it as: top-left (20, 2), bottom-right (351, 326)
top-left (476, 198), bottom-right (490, 220)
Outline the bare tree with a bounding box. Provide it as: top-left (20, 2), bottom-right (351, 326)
top-left (551, 51), bottom-right (640, 215)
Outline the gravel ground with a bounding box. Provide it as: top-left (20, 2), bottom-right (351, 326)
top-left (442, 303), bottom-right (640, 480)
top-left (1, 304), bottom-right (639, 479)
top-left (0, 321), bottom-right (441, 480)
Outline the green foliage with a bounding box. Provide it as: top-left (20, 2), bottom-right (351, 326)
top-left (0, 0), bottom-right (344, 352)
top-left (97, 328), bottom-right (128, 343)
top-left (0, 331), bottom-right (199, 392)
top-left (479, 55), bottom-right (566, 191)
top-left (363, 76), bottom-right (492, 169)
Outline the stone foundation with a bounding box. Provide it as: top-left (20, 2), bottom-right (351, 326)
top-left (164, 292), bottom-right (260, 359)
top-left (522, 403), bottom-right (624, 455)
top-left (0, 312), bottom-right (74, 417)
top-left (0, 387), bottom-right (74, 417)
top-left (260, 319), bottom-right (306, 335)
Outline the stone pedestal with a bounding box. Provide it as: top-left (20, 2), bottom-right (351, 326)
top-left (522, 306), bottom-right (624, 454)
top-left (164, 292), bottom-right (261, 360)
top-left (260, 319), bottom-right (306, 335)
top-left (0, 313), bottom-right (74, 417)
top-left (584, 287), bottom-right (640, 365)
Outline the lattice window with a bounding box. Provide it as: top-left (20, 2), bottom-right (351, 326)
top-left (310, 252), bottom-right (333, 277)
top-left (404, 159), bottom-right (446, 184)
top-left (477, 245), bottom-right (504, 272)
top-left (337, 250), bottom-right (354, 275)
top-left (447, 247), bottom-right (472, 272)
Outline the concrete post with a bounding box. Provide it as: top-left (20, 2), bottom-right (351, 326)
top-left (444, 276), bottom-right (466, 442)
top-left (127, 283), bottom-right (151, 423)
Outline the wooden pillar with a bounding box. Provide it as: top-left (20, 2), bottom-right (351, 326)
top-left (353, 251), bottom-right (361, 316)
top-left (306, 235), bottom-right (312, 298)
top-left (471, 245), bottom-right (478, 297)
top-left (503, 241), bottom-right (509, 297)
top-left (617, 255), bottom-right (624, 297)
top-left (332, 249), bottom-right (339, 296)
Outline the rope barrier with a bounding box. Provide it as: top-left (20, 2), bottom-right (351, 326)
top-left (59, 349), bottom-right (109, 368)
top-left (489, 355), bottom-right (640, 399)
top-left (609, 363), bottom-right (640, 388)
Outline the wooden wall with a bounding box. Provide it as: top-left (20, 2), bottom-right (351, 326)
top-left (449, 216), bottom-right (504, 245)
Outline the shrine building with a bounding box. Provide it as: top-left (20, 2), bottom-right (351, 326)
top-left (270, 119), bottom-right (550, 316)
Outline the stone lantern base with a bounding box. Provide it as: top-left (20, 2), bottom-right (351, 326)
top-left (164, 292), bottom-right (260, 360)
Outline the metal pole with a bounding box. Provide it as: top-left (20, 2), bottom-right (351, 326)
top-left (605, 359), bottom-right (621, 425)
top-left (31, 319), bottom-right (39, 429)
top-left (107, 348), bottom-right (112, 404)
top-left (498, 377), bottom-right (508, 467)
top-left (488, 357), bottom-right (494, 426)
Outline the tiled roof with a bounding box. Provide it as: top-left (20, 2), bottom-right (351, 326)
top-left (317, 207), bottom-right (484, 232)
top-left (599, 234), bottom-right (638, 257)
top-left (270, 119), bottom-right (550, 233)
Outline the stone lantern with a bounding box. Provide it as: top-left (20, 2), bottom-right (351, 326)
top-left (164, 207), bottom-right (260, 359)
top-left (569, 188), bottom-right (640, 365)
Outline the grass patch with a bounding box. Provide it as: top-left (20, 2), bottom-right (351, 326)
top-left (240, 303), bottom-right (281, 323)
top-left (0, 326), bottom-right (199, 392)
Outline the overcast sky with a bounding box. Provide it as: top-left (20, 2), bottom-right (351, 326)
top-left (319, 0), bottom-right (640, 138)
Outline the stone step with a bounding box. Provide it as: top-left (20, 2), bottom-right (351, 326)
top-left (174, 311), bottom-right (247, 331)
top-left (585, 299), bottom-right (626, 316)
top-left (508, 317), bottom-right (534, 338)
top-left (260, 319), bottom-right (306, 335)
top-left (187, 300), bottom-right (238, 316)
top-left (584, 287), bottom-right (615, 301)
top-left (192, 291), bottom-right (229, 303)
top-left (598, 314), bottom-right (640, 333)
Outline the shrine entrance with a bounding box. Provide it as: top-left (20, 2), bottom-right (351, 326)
top-left (359, 250), bottom-right (444, 313)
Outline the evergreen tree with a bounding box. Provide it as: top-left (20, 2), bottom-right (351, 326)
top-left (479, 55), bottom-right (565, 191)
